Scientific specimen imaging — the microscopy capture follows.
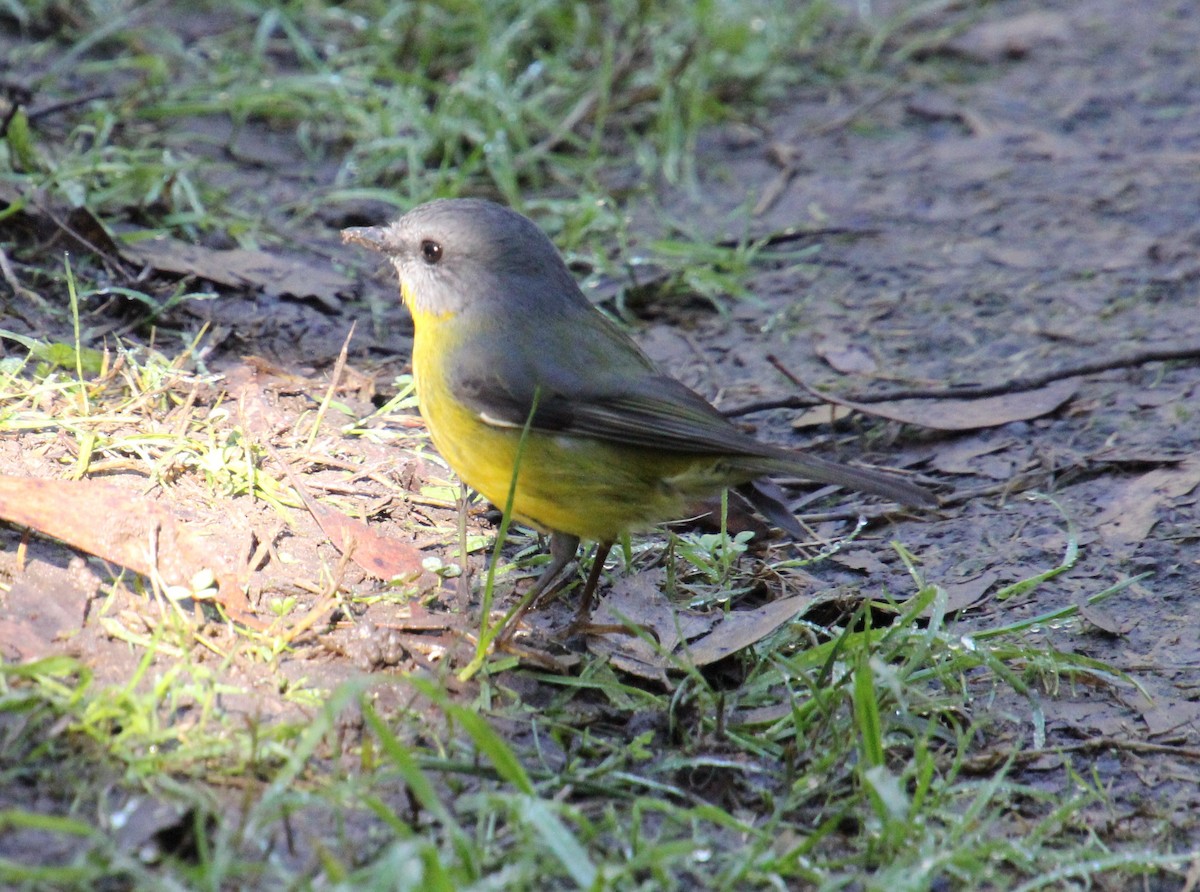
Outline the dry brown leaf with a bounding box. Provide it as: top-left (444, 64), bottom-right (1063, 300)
top-left (790, 403), bottom-right (856, 429)
top-left (1093, 456), bottom-right (1200, 551)
top-left (1051, 699), bottom-right (1129, 738)
top-left (948, 11), bottom-right (1072, 62)
top-left (301, 497), bottom-right (437, 589)
top-left (0, 476), bottom-right (255, 623)
top-left (682, 594), bottom-right (812, 667)
top-left (588, 571), bottom-right (811, 683)
top-left (928, 437), bottom-right (1016, 475)
top-left (124, 238), bottom-right (352, 302)
top-left (940, 571), bottom-right (999, 614)
top-left (815, 333), bottom-right (878, 376)
top-left (830, 549), bottom-right (890, 575)
top-left (224, 361), bottom-right (293, 438)
top-left (0, 183), bottom-right (125, 260)
top-left (821, 378), bottom-right (1078, 432)
top-left (1076, 598), bottom-right (1134, 636)
top-left (1134, 697), bottom-right (1200, 738)
top-left (0, 559), bottom-right (97, 661)
top-left (588, 572), bottom-right (717, 684)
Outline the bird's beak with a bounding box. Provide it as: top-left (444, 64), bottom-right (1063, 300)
top-left (341, 226), bottom-right (390, 253)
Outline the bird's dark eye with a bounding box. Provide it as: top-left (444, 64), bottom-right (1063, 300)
top-left (420, 239), bottom-right (443, 264)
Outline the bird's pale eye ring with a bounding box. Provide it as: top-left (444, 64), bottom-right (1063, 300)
top-left (420, 239), bottom-right (443, 264)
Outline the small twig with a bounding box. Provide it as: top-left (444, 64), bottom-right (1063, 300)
top-left (280, 544), bottom-right (354, 646)
top-left (0, 80), bottom-right (32, 138)
top-left (0, 246), bottom-right (51, 314)
top-left (517, 43), bottom-right (639, 167)
top-left (724, 341), bottom-right (1200, 417)
top-left (789, 502), bottom-right (935, 525)
top-left (965, 735), bottom-right (1200, 773)
top-left (0, 103), bottom-right (19, 140)
top-left (716, 224), bottom-right (880, 251)
top-left (766, 353), bottom-right (824, 395)
top-left (25, 90), bottom-right (114, 123)
top-left (737, 88), bottom-right (904, 215)
top-left (43, 207), bottom-right (130, 275)
top-left (811, 86), bottom-right (905, 136)
top-left (305, 323), bottom-right (356, 453)
top-left (753, 143), bottom-right (801, 218)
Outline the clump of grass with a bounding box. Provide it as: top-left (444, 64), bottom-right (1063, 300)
top-left (0, 0), bottom-right (908, 338)
top-left (2, 0), bottom-right (838, 268)
top-left (1, 541), bottom-right (1181, 889)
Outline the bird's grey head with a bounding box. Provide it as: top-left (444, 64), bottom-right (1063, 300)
top-left (342, 198), bottom-right (581, 317)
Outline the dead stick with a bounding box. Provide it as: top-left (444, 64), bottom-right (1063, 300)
top-left (26, 90), bottom-right (115, 123)
top-left (966, 735), bottom-right (1200, 771)
top-left (725, 341), bottom-right (1200, 417)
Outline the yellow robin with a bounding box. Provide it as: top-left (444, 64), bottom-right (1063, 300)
top-left (343, 199), bottom-right (933, 614)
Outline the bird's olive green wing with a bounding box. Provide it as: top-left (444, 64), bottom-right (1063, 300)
top-left (559, 382), bottom-right (767, 455)
top-left (444, 320), bottom-right (764, 456)
top-left (446, 346), bottom-right (935, 505)
top-left (442, 296), bottom-right (768, 456)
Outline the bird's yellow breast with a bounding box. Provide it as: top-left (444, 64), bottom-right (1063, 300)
top-left (407, 304), bottom-right (724, 543)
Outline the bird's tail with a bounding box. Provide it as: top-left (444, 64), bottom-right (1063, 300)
top-left (744, 450), bottom-right (936, 509)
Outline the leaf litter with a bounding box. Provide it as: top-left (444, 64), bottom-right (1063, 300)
top-left (586, 569), bottom-right (814, 685)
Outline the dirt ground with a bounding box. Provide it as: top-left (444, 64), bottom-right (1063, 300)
top-left (670, 0), bottom-right (1200, 840)
top-left (2, 0), bottom-right (1199, 873)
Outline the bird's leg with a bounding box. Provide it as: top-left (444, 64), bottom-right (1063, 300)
top-left (495, 533), bottom-right (579, 643)
top-left (567, 539), bottom-right (674, 642)
top-left (532, 532), bottom-right (582, 603)
top-left (575, 540), bottom-right (613, 620)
